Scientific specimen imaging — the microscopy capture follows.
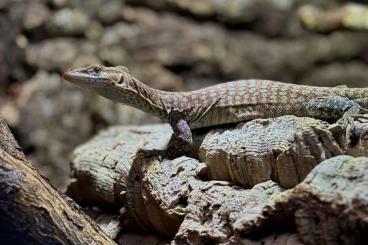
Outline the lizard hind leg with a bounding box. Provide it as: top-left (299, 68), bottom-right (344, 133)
top-left (306, 96), bottom-right (368, 127)
top-left (306, 96), bottom-right (367, 119)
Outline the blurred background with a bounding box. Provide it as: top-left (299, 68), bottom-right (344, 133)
top-left (1, 0), bottom-right (368, 189)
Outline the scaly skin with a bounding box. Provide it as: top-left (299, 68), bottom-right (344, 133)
top-left (63, 65), bottom-right (368, 151)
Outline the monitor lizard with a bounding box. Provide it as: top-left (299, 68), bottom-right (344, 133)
top-left (63, 65), bottom-right (368, 153)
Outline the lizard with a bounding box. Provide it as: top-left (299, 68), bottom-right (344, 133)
top-left (63, 65), bottom-right (368, 153)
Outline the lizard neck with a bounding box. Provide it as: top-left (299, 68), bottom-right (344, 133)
top-left (109, 75), bottom-right (171, 120)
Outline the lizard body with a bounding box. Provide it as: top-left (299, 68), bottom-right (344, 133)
top-left (63, 65), bottom-right (368, 150)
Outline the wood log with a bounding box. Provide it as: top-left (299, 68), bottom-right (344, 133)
top-left (0, 118), bottom-right (26, 160)
top-left (199, 115), bottom-right (368, 188)
top-left (0, 119), bottom-right (115, 245)
top-left (222, 232), bottom-right (303, 245)
top-left (83, 206), bottom-right (170, 244)
top-left (69, 116), bottom-right (368, 209)
top-left (67, 124), bottom-right (173, 206)
top-left (273, 155), bottom-right (368, 245)
top-left (116, 233), bottom-right (169, 245)
top-left (83, 208), bottom-right (122, 240)
top-left (67, 115), bottom-right (368, 242)
top-left (127, 155), bottom-right (286, 242)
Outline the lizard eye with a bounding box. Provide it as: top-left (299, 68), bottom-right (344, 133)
top-left (91, 66), bottom-right (102, 75)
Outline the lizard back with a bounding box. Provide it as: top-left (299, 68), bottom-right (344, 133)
top-left (164, 80), bottom-right (367, 129)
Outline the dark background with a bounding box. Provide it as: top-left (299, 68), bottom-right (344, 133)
top-left (1, 0), bottom-right (368, 189)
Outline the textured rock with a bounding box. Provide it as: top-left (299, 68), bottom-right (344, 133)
top-left (116, 233), bottom-right (168, 245)
top-left (174, 180), bottom-right (284, 244)
top-left (127, 155), bottom-right (285, 241)
top-left (23, 2), bottom-right (51, 30)
top-left (199, 116), bottom-right (344, 188)
top-left (97, 12), bottom-right (368, 86)
top-left (97, 0), bottom-right (124, 24)
top-left (66, 118), bottom-right (368, 243)
top-left (48, 8), bottom-right (90, 35)
top-left (303, 62), bottom-right (368, 87)
top-left (84, 208), bottom-right (122, 240)
top-left (229, 233), bottom-right (303, 245)
top-left (298, 3), bottom-right (368, 32)
top-left (126, 0), bottom-right (298, 36)
top-left (275, 155), bottom-right (368, 245)
top-left (0, 0), bottom-right (13, 9)
top-left (68, 124), bottom-right (172, 205)
top-left (25, 38), bottom-right (80, 70)
top-left (0, 1), bottom-right (26, 85)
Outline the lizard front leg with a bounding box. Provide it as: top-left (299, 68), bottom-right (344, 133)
top-left (167, 109), bottom-right (193, 158)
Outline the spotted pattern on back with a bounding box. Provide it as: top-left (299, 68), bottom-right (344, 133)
top-left (158, 80), bottom-right (368, 129)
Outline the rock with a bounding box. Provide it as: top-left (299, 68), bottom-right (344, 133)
top-left (126, 0), bottom-right (298, 36)
top-left (99, 10), bottom-right (368, 86)
top-left (0, 1), bottom-right (27, 85)
top-left (275, 155), bottom-right (368, 245)
top-left (298, 3), bottom-right (368, 32)
top-left (67, 124), bottom-right (172, 206)
top-left (83, 208), bottom-right (122, 240)
top-left (97, 0), bottom-right (124, 24)
top-left (0, 0), bottom-right (13, 9)
top-left (26, 38), bottom-right (79, 70)
top-left (25, 38), bottom-right (102, 71)
top-left (99, 22), bottom-right (140, 46)
top-left (85, 20), bottom-right (104, 40)
top-left (23, 2), bottom-right (51, 30)
top-left (98, 44), bottom-right (129, 66)
top-left (129, 63), bottom-right (184, 91)
top-left (303, 62), bottom-right (368, 88)
top-left (48, 8), bottom-right (90, 35)
top-left (0, 99), bottom-right (19, 127)
top-left (230, 233), bottom-right (303, 245)
top-left (127, 155), bottom-right (284, 240)
top-left (47, 0), bottom-right (68, 8)
top-left (116, 233), bottom-right (168, 245)
top-left (174, 180), bottom-right (284, 243)
top-left (66, 0), bottom-right (109, 16)
top-left (199, 116), bottom-right (344, 189)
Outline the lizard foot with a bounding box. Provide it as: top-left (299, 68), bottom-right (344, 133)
top-left (307, 96), bottom-right (368, 123)
top-left (339, 105), bottom-right (368, 124)
top-left (351, 107), bottom-right (368, 122)
top-left (167, 115), bottom-right (193, 158)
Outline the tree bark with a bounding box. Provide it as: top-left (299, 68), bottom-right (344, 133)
top-left (127, 154), bottom-right (287, 243)
top-left (67, 115), bottom-right (368, 244)
top-left (274, 155), bottom-right (368, 245)
top-left (0, 119), bottom-right (115, 245)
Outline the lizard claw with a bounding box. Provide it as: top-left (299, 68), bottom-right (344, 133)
top-left (351, 106), bottom-right (368, 122)
top-left (353, 114), bottom-right (368, 122)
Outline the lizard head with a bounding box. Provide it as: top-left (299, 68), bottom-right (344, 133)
top-left (63, 65), bottom-right (151, 105)
top-left (63, 65), bottom-right (130, 88)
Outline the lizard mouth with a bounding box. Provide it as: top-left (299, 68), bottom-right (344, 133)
top-left (63, 69), bottom-right (101, 87)
top-left (62, 69), bottom-right (82, 83)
